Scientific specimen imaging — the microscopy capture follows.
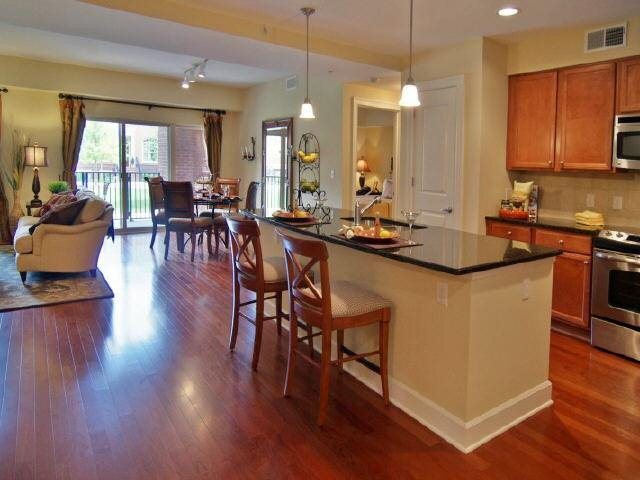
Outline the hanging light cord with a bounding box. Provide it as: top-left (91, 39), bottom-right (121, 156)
top-left (305, 9), bottom-right (310, 100)
top-left (408, 0), bottom-right (414, 81)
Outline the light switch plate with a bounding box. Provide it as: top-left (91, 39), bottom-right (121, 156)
top-left (329, 169), bottom-right (335, 179)
top-left (436, 282), bottom-right (448, 306)
top-left (613, 196), bottom-right (623, 210)
top-left (586, 193), bottom-right (595, 208)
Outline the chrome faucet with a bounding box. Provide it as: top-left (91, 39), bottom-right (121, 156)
top-left (354, 195), bottom-right (381, 225)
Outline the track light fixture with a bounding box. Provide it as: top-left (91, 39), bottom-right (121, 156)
top-left (179, 59), bottom-right (208, 89)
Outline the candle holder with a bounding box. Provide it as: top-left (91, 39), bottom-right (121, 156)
top-left (242, 137), bottom-right (256, 161)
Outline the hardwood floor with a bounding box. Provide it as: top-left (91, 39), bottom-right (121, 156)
top-left (0, 233), bottom-right (638, 479)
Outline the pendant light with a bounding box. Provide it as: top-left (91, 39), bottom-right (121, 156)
top-left (399, 0), bottom-right (420, 107)
top-left (300, 7), bottom-right (316, 119)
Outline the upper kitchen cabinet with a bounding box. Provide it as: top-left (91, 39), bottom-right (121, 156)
top-left (617, 56), bottom-right (640, 114)
top-left (507, 71), bottom-right (558, 170)
top-left (555, 62), bottom-right (616, 171)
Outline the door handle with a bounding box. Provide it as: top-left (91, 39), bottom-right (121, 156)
top-left (595, 250), bottom-right (640, 266)
top-left (441, 207), bottom-right (453, 214)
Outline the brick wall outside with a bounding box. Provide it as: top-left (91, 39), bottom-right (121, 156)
top-left (158, 127), bottom-right (170, 179)
top-left (172, 126), bottom-right (208, 182)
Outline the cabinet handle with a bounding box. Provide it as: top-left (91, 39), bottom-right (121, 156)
top-left (507, 231), bottom-right (512, 236)
top-left (584, 260), bottom-right (590, 265)
top-left (558, 239), bottom-right (564, 244)
top-left (547, 160), bottom-right (552, 165)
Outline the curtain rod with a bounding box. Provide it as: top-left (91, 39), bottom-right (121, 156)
top-left (58, 93), bottom-right (226, 115)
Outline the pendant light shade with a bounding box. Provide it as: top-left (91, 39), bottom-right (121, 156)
top-left (399, 81), bottom-right (420, 107)
top-left (300, 98), bottom-right (315, 119)
top-left (300, 7), bottom-right (316, 119)
top-left (400, 0), bottom-right (420, 107)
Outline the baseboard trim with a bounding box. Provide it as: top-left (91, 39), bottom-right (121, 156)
top-left (268, 301), bottom-right (553, 454)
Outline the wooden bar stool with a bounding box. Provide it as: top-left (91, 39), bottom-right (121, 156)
top-left (276, 229), bottom-right (392, 426)
top-left (227, 216), bottom-right (289, 370)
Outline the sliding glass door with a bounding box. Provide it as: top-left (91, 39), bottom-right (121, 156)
top-left (78, 120), bottom-right (170, 230)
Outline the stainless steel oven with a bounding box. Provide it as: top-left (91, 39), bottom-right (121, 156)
top-left (613, 114), bottom-right (640, 170)
top-left (591, 230), bottom-right (640, 361)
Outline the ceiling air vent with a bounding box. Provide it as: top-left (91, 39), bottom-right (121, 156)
top-left (585, 23), bottom-right (627, 52)
top-left (285, 75), bottom-right (298, 91)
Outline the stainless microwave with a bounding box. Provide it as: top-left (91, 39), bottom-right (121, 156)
top-left (614, 114), bottom-right (640, 170)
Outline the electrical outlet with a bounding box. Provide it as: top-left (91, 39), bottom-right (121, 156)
top-left (522, 278), bottom-right (530, 301)
top-left (586, 193), bottom-right (595, 208)
top-left (330, 169), bottom-right (335, 179)
top-left (436, 282), bottom-right (448, 306)
top-left (613, 196), bottom-right (623, 210)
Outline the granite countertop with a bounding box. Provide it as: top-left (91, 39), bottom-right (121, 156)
top-left (485, 215), bottom-right (603, 236)
top-left (247, 209), bottom-right (561, 276)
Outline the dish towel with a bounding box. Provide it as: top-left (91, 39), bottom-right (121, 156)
top-left (574, 210), bottom-right (605, 226)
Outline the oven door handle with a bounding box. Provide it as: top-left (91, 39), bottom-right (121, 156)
top-left (595, 250), bottom-right (640, 266)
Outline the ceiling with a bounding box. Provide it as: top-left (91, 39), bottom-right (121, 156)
top-left (178, 0), bottom-right (640, 55)
top-left (0, 0), bottom-right (638, 88)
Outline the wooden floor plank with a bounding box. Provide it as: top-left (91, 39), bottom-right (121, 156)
top-left (0, 233), bottom-right (637, 480)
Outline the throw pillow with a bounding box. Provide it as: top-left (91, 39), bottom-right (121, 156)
top-left (39, 192), bottom-right (76, 216)
top-left (29, 198), bottom-right (89, 235)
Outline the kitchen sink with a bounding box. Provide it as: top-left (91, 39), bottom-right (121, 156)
top-left (340, 217), bottom-right (427, 229)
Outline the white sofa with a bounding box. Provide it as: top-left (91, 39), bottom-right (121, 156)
top-left (13, 192), bottom-right (114, 282)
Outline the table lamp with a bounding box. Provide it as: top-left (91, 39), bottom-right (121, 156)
top-left (24, 143), bottom-right (48, 207)
top-left (356, 157), bottom-right (370, 189)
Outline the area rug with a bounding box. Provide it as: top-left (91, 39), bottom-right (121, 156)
top-left (0, 245), bottom-right (114, 312)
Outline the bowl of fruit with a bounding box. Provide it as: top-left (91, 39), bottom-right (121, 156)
top-left (272, 209), bottom-right (314, 223)
top-left (297, 150), bottom-right (319, 164)
top-left (338, 224), bottom-right (400, 244)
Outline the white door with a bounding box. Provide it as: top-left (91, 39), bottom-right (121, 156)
top-left (411, 76), bottom-right (463, 228)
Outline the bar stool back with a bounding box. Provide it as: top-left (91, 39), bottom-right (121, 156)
top-left (277, 228), bottom-right (392, 425)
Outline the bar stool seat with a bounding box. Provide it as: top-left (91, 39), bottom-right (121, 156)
top-left (242, 256), bottom-right (287, 283)
top-left (302, 281), bottom-right (392, 318)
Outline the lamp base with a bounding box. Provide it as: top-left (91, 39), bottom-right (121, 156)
top-left (358, 173), bottom-right (365, 189)
top-left (29, 198), bottom-right (43, 208)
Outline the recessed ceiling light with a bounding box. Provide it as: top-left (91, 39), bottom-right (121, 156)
top-left (497, 6), bottom-right (519, 17)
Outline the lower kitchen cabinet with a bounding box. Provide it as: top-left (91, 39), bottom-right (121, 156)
top-left (550, 252), bottom-right (591, 330)
top-left (486, 220), bottom-right (592, 330)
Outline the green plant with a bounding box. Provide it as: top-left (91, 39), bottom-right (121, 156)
top-left (48, 180), bottom-right (69, 194)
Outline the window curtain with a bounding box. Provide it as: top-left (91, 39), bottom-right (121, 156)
top-left (59, 98), bottom-right (86, 190)
top-left (203, 112), bottom-right (222, 179)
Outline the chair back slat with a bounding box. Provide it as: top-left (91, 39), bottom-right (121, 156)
top-left (277, 229), bottom-right (331, 325)
top-left (227, 216), bottom-right (264, 283)
top-left (162, 181), bottom-right (194, 221)
top-left (215, 177), bottom-right (241, 196)
top-left (245, 181), bottom-right (259, 211)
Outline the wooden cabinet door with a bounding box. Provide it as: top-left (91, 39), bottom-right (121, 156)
top-left (551, 252), bottom-right (591, 329)
top-left (556, 63), bottom-right (615, 171)
top-left (507, 72), bottom-right (558, 170)
top-left (617, 56), bottom-right (640, 114)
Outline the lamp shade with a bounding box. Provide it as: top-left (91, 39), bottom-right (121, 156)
top-left (399, 82), bottom-right (421, 107)
top-left (24, 144), bottom-right (47, 167)
top-left (356, 158), bottom-right (371, 173)
top-left (299, 99), bottom-right (315, 119)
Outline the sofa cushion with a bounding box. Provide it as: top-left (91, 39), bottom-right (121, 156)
top-left (75, 191), bottom-right (108, 223)
top-left (29, 198), bottom-right (89, 234)
top-left (39, 192), bottom-right (76, 216)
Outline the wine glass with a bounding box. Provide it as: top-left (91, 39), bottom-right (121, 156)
top-left (401, 210), bottom-right (421, 244)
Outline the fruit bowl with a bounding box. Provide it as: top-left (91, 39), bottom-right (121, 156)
top-left (339, 225), bottom-right (400, 244)
top-left (272, 210), bottom-right (314, 223)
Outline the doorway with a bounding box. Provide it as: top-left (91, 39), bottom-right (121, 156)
top-left (78, 120), bottom-right (170, 229)
top-left (351, 99), bottom-right (400, 217)
top-left (262, 118), bottom-right (293, 210)
top-left (410, 75), bottom-right (464, 228)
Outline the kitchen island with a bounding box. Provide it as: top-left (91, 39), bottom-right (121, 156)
top-left (249, 209), bottom-right (560, 453)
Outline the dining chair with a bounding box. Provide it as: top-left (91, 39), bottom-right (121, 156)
top-left (215, 177), bottom-right (241, 213)
top-left (276, 229), bottom-right (392, 426)
top-left (145, 176), bottom-right (166, 249)
top-left (245, 181), bottom-right (259, 212)
top-left (162, 181), bottom-right (214, 262)
top-left (226, 216), bottom-right (288, 370)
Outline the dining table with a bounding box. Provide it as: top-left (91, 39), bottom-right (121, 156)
top-left (193, 192), bottom-right (242, 215)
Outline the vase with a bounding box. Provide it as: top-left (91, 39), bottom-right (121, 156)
top-left (9, 191), bottom-right (24, 238)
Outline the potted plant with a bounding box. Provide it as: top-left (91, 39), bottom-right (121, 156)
top-left (48, 180), bottom-right (69, 194)
top-left (2, 129), bottom-right (29, 236)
